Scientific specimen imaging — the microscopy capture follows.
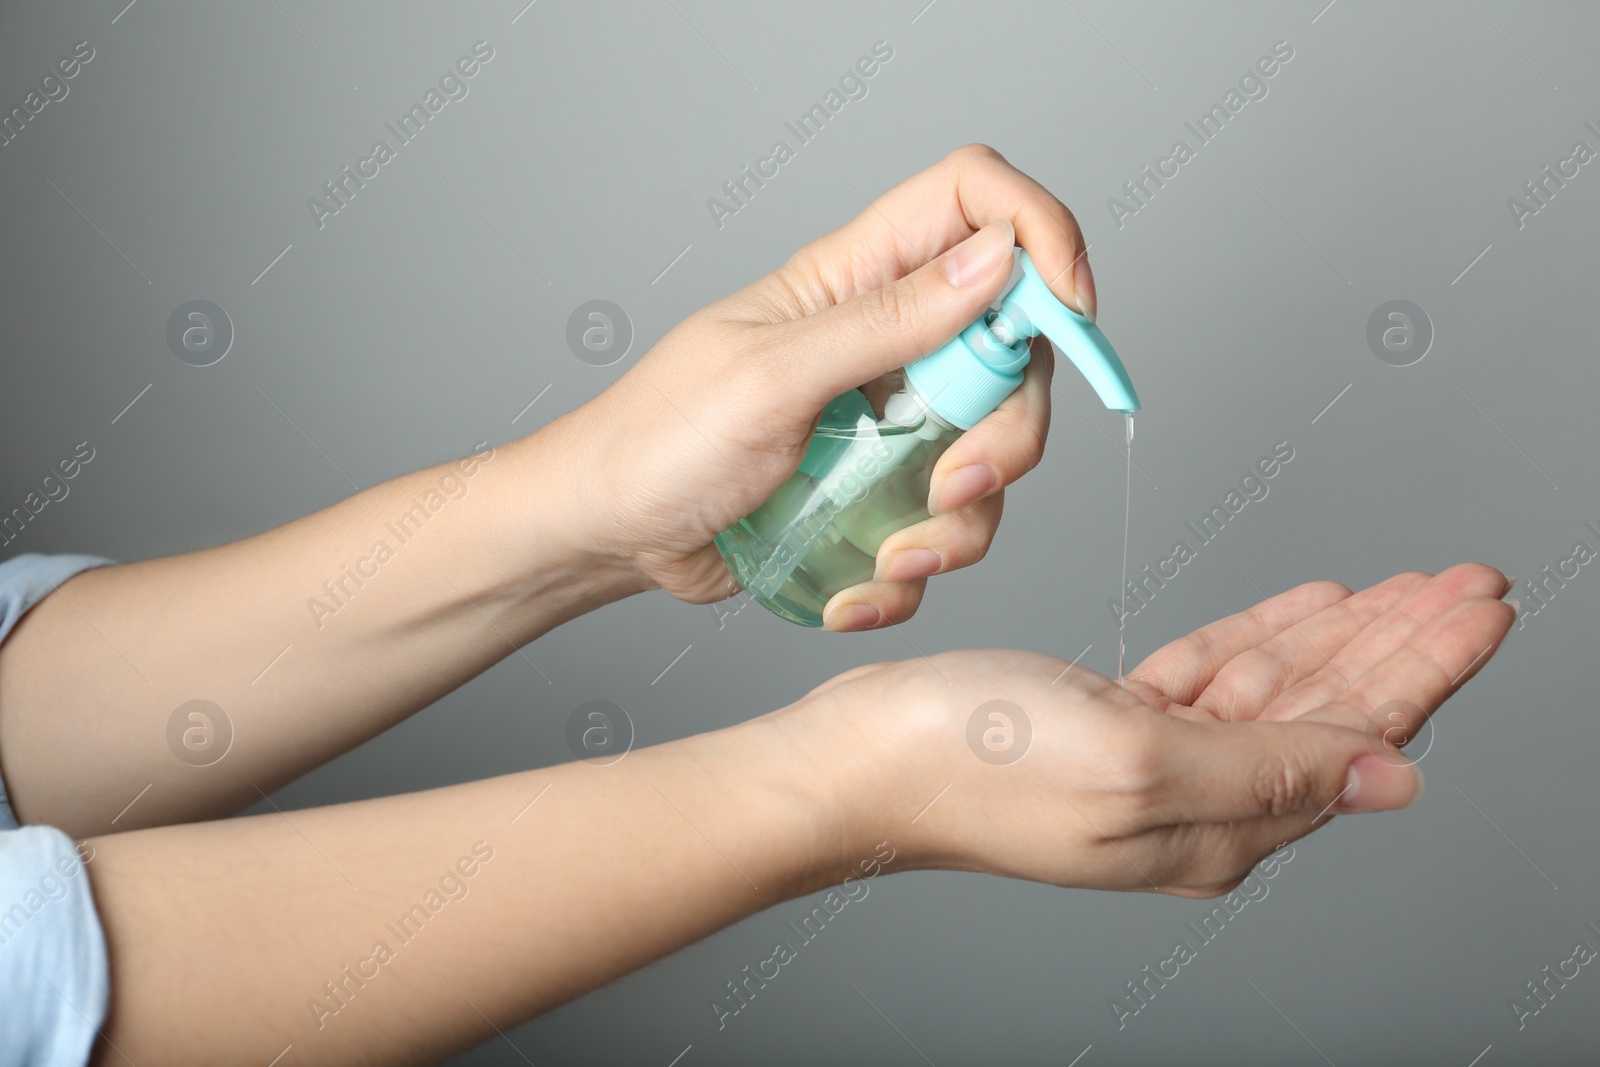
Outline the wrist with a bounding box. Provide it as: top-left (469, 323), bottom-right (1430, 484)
top-left (672, 719), bottom-right (864, 905)
top-left (727, 691), bottom-right (927, 898)
top-left (757, 663), bottom-right (990, 881)
top-left (472, 424), bottom-right (652, 625)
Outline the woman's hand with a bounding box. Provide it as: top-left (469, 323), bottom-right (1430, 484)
top-left (555, 145), bottom-right (1095, 630)
top-left (774, 566), bottom-right (1513, 897)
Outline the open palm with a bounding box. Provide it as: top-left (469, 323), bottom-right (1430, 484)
top-left (1125, 563), bottom-right (1515, 748)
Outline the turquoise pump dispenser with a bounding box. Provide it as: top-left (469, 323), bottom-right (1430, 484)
top-left (714, 248), bottom-right (1140, 627)
top-left (905, 250), bottom-right (1140, 428)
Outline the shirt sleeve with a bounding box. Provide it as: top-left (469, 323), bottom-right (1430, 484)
top-left (0, 828), bottom-right (108, 1067)
top-left (0, 553), bottom-right (115, 1067)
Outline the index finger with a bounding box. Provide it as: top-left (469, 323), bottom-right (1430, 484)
top-left (786, 144), bottom-right (1094, 318)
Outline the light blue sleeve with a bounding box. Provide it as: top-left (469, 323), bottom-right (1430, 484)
top-left (0, 829), bottom-right (108, 1067)
top-left (0, 553), bottom-right (115, 1067)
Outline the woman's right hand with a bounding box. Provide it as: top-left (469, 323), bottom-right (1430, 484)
top-left (549, 144), bottom-right (1086, 630)
top-left (770, 565), bottom-right (1513, 897)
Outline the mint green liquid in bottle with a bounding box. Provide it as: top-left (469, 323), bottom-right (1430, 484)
top-left (715, 250), bottom-right (1140, 627)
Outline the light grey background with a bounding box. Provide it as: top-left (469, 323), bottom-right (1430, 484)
top-left (2, 1), bottom-right (1597, 1063)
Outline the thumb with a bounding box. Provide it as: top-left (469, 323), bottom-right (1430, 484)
top-left (1154, 718), bottom-right (1423, 826)
top-left (775, 219), bottom-right (1017, 407)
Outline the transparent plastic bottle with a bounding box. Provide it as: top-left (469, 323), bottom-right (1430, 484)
top-left (715, 372), bottom-right (959, 626)
top-left (716, 250), bottom-right (1140, 627)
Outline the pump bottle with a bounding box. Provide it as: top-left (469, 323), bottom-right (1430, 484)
top-left (715, 250), bottom-right (1140, 627)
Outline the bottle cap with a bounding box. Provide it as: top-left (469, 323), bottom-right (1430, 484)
top-left (904, 250), bottom-right (1140, 429)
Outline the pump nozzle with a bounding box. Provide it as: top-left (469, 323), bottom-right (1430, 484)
top-left (904, 249), bottom-right (1139, 429)
top-left (999, 251), bottom-right (1140, 413)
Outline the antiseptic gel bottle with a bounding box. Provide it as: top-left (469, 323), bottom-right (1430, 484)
top-left (715, 250), bottom-right (1141, 627)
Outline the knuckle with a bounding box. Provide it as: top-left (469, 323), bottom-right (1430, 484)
top-left (1052, 197), bottom-right (1083, 234)
top-left (1012, 415), bottom-right (1048, 475)
top-left (861, 281), bottom-right (918, 338)
top-left (1250, 752), bottom-right (1319, 817)
top-left (967, 543), bottom-right (992, 569)
top-left (966, 522), bottom-right (996, 565)
top-left (1107, 735), bottom-right (1165, 795)
top-left (1095, 723), bottom-right (1168, 830)
top-left (984, 397), bottom-right (1045, 463)
top-left (948, 480), bottom-right (1003, 520)
top-left (942, 521), bottom-right (994, 570)
top-left (951, 142), bottom-right (1006, 167)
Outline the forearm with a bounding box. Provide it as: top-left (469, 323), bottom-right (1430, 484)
top-left (0, 419), bottom-right (644, 836)
top-left (86, 715), bottom-right (859, 1067)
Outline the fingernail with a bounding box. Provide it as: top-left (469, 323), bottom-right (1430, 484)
top-left (1505, 597), bottom-right (1521, 616)
top-left (1074, 253), bottom-right (1097, 324)
top-left (930, 464), bottom-right (998, 514)
top-left (1502, 575), bottom-right (1518, 597)
top-left (1339, 754), bottom-right (1423, 813)
top-left (823, 602), bottom-right (882, 632)
top-left (943, 220), bottom-right (1015, 288)
top-left (876, 548), bottom-right (942, 584)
